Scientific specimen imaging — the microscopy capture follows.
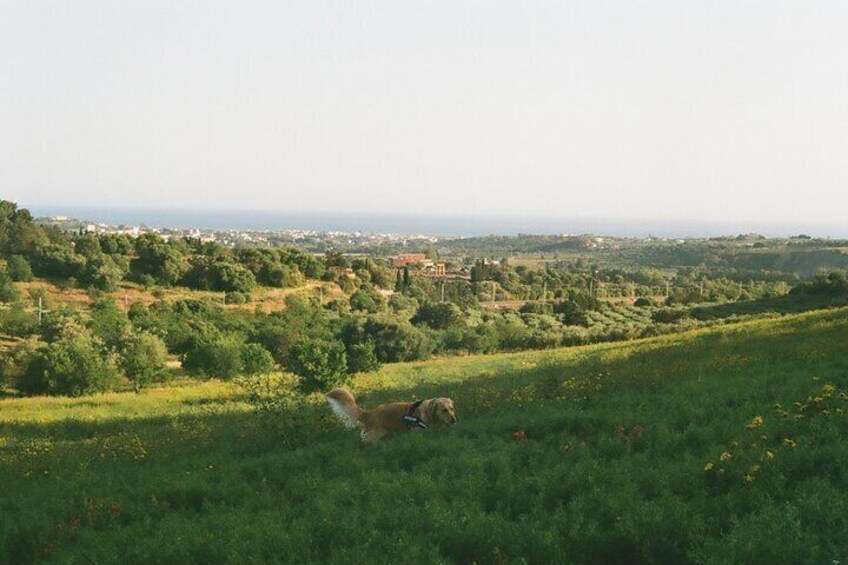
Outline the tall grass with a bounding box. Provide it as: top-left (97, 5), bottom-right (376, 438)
top-left (2, 308), bottom-right (847, 563)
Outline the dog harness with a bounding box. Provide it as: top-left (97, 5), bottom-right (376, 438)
top-left (403, 400), bottom-right (427, 429)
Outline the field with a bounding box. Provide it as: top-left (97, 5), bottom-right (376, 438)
top-left (15, 279), bottom-right (342, 313)
top-left (2, 309), bottom-right (848, 563)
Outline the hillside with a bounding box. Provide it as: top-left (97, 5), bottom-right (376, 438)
top-left (1, 308), bottom-right (848, 563)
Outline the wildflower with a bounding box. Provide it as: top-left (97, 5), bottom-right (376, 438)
top-left (614, 424), bottom-right (626, 436)
top-left (823, 384), bottom-right (836, 397)
top-left (720, 451), bottom-right (732, 461)
top-left (513, 430), bottom-right (526, 442)
top-left (764, 450), bottom-right (775, 460)
top-left (782, 438), bottom-right (797, 448)
top-left (745, 416), bottom-right (764, 430)
top-left (109, 502), bottom-right (121, 516)
top-left (704, 462), bottom-right (714, 471)
top-left (744, 474), bottom-right (754, 483)
top-left (628, 426), bottom-right (643, 439)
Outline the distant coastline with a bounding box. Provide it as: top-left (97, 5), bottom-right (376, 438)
top-left (24, 204), bottom-right (847, 239)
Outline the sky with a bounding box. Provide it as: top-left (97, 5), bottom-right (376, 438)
top-left (1, 1), bottom-right (847, 227)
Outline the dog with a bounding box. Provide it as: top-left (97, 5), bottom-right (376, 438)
top-left (326, 387), bottom-right (457, 443)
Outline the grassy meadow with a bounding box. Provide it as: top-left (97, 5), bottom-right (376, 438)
top-left (2, 308), bottom-right (848, 563)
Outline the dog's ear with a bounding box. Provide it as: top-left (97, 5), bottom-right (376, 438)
top-left (428, 399), bottom-right (439, 421)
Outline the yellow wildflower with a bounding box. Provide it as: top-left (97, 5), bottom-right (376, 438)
top-left (823, 384), bottom-right (835, 397)
top-left (720, 451), bottom-right (732, 461)
top-left (782, 438), bottom-right (797, 448)
top-left (745, 416), bottom-right (764, 430)
top-left (704, 462), bottom-right (714, 472)
top-left (744, 474), bottom-right (754, 483)
top-left (765, 450), bottom-right (775, 460)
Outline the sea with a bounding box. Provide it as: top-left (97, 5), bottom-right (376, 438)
top-left (25, 205), bottom-right (848, 239)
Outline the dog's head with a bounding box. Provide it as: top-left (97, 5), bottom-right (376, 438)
top-left (427, 398), bottom-right (458, 426)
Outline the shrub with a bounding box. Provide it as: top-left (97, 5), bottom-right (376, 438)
top-left (652, 308), bottom-right (691, 324)
top-left (362, 316), bottom-right (434, 362)
top-left (0, 337), bottom-right (43, 390)
top-left (6, 255), bottom-right (33, 282)
top-left (288, 338), bottom-right (348, 393)
top-left (346, 341), bottom-right (381, 374)
top-left (634, 297), bottom-right (654, 307)
top-left (0, 301), bottom-right (38, 337)
top-left (0, 269), bottom-right (20, 303)
top-left (241, 343), bottom-right (275, 376)
top-left (519, 301), bottom-right (554, 315)
top-left (411, 301), bottom-right (462, 329)
top-left (349, 285), bottom-right (385, 313)
top-left (225, 291), bottom-right (248, 305)
top-left (119, 330), bottom-right (169, 388)
top-left (183, 335), bottom-right (244, 380)
top-left (22, 327), bottom-right (120, 396)
top-left (88, 298), bottom-right (130, 349)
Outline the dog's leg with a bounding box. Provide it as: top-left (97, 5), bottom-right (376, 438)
top-left (361, 427), bottom-right (388, 444)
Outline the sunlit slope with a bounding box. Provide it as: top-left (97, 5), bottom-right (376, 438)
top-left (2, 308), bottom-right (847, 563)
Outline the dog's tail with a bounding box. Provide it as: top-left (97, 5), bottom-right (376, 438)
top-left (326, 388), bottom-right (363, 429)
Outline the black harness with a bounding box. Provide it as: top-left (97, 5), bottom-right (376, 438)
top-left (402, 400), bottom-right (427, 429)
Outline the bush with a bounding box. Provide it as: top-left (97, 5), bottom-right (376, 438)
top-left (225, 291), bottom-right (248, 305)
top-left (183, 335), bottom-right (244, 380)
top-left (634, 297), bottom-right (655, 307)
top-left (519, 301), bottom-right (554, 315)
top-left (349, 285), bottom-right (386, 313)
top-left (6, 255), bottom-right (33, 282)
top-left (0, 337), bottom-right (43, 390)
top-left (288, 338), bottom-right (348, 393)
top-left (119, 330), bottom-right (169, 388)
top-left (346, 341), bottom-right (381, 374)
top-left (22, 326), bottom-right (120, 396)
top-left (88, 298), bottom-right (130, 349)
top-left (0, 269), bottom-right (20, 303)
top-left (652, 308), bottom-right (691, 324)
top-left (241, 343), bottom-right (275, 376)
top-left (362, 316), bottom-right (434, 362)
top-left (0, 301), bottom-right (38, 337)
top-left (411, 301), bottom-right (462, 329)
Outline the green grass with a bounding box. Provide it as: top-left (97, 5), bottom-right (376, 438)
top-left (2, 309), bottom-right (848, 563)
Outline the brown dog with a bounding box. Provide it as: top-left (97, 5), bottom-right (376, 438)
top-left (326, 388), bottom-right (457, 443)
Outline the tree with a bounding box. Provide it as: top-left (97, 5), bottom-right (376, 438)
top-left (349, 285), bottom-right (385, 313)
top-left (288, 338), bottom-right (348, 392)
top-left (361, 316), bottom-right (433, 362)
top-left (183, 334), bottom-right (244, 380)
top-left (346, 341), bottom-right (381, 374)
top-left (119, 330), bottom-right (168, 389)
top-left (241, 343), bottom-right (275, 376)
top-left (0, 269), bottom-right (20, 303)
top-left (6, 255), bottom-right (33, 282)
top-left (22, 325), bottom-right (120, 396)
top-left (89, 298), bottom-right (130, 349)
top-left (411, 301), bottom-right (461, 329)
top-left (132, 234), bottom-right (189, 286)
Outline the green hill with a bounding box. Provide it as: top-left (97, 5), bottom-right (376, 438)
top-left (2, 308), bottom-right (848, 563)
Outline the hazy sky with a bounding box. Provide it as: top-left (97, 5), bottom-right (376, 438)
top-left (2, 1), bottom-right (847, 224)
